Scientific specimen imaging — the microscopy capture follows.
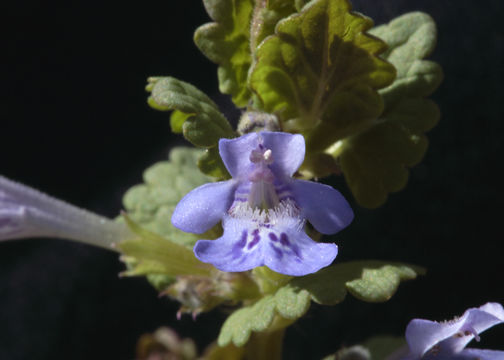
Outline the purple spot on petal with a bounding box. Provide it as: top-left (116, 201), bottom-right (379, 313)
top-left (269, 243), bottom-right (283, 259)
top-left (269, 232), bottom-right (278, 242)
top-left (280, 233), bottom-right (290, 246)
top-left (248, 229), bottom-right (260, 249)
top-left (230, 230), bottom-right (248, 259)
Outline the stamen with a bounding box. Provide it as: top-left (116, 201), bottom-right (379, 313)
top-left (263, 149), bottom-right (273, 164)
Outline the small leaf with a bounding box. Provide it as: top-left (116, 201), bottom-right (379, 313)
top-left (197, 147), bottom-right (231, 179)
top-left (291, 261), bottom-right (424, 305)
top-left (339, 98), bottom-right (439, 208)
top-left (218, 286), bottom-right (309, 346)
top-left (170, 110), bottom-right (191, 133)
top-left (194, 0), bottom-right (255, 107)
top-left (122, 147), bottom-right (213, 247)
top-left (274, 286), bottom-right (311, 320)
top-left (249, 0), bottom-right (396, 151)
top-left (338, 12), bottom-right (443, 208)
top-left (118, 214), bottom-right (212, 277)
top-left (345, 265), bottom-right (418, 302)
top-left (218, 296), bottom-right (276, 346)
top-left (369, 12), bottom-right (443, 105)
top-left (250, 0), bottom-right (301, 51)
top-left (147, 77), bottom-right (235, 147)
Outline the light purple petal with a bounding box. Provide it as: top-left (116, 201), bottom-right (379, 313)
top-left (193, 217), bottom-right (264, 272)
top-left (290, 179), bottom-right (354, 235)
top-left (458, 348), bottom-right (504, 360)
top-left (262, 217), bottom-right (338, 276)
top-left (406, 319), bottom-right (465, 358)
top-left (219, 132), bottom-right (305, 180)
top-left (194, 214), bottom-right (337, 276)
top-left (405, 303), bottom-right (504, 359)
top-left (440, 303), bottom-right (504, 353)
top-left (219, 132), bottom-right (259, 179)
top-left (260, 132), bottom-right (305, 179)
top-left (171, 180), bottom-right (236, 234)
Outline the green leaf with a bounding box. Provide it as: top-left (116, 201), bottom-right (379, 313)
top-left (170, 110), bottom-right (191, 133)
top-left (249, 0), bottom-right (396, 151)
top-left (250, 0), bottom-right (301, 51)
top-left (197, 147), bottom-right (231, 179)
top-left (291, 261), bottom-right (424, 305)
top-left (147, 77), bottom-right (235, 147)
top-left (362, 335), bottom-right (406, 360)
top-left (338, 12), bottom-right (442, 208)
top-left (195, 0), bottom-right (255, 107)
top-left (219, 261), bottom-right (422, 347)
top-left (345, 265), bottom-right (418, 302)
top-left (218, 286), bottom-right (310, 346)
top-left (118, 214), bottom-right (212, 278)
top-left (369, 12), bottom-right (443, 105)
top-left (122, 147), bottom-right (213, 248)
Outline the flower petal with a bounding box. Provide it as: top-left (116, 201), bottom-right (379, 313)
top-left (219, 132), bottom-right (259, 179)
top-left (171, 180), bottom-right (236, 234)
top-left (439, 302), bottom-right (504, 353)
top-left (219, 132), bottom-right (306, 180)
top-left (405, 303), bottom-right (504, 358)
top-left (262, 218), bottom-right (338, 276)
top-left (193, 217), bottom-right (264, 272)
top-left (405, 319), bottom-right (461, 359)
top-left (194, 214), bottom-right (337, 276)
top-left (291, 179), bottom-right (354, 235)
top-left (260, 132), bottom-right (305, 179)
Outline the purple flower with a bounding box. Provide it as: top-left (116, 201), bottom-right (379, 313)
top-left (0, 175), bottom-right (131, 249)
top-left (171, 131), bottom-right (354, 276)
top-left (397, 302), bottom-right (504, 360)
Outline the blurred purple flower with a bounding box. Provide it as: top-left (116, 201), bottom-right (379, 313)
top-left (171, 131), bottom-right (353, 276)
top-left (395, 302), bottom-right (504, 360)
top-left (0, 175), bottom-right (131, 249)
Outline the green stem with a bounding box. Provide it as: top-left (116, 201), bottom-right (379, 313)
top-left (243, 316), bottom-right (292, 360)
top-left (244, 329), bottom-right (285, 360)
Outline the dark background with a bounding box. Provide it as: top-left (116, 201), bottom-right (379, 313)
top-left (1, 0), bottom-right (503, 359)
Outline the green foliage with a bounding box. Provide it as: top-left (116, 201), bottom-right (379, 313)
top-left (362, 336), bottom-right (406, 360)
top-left (292, 261), bottom-right (424, 305)
top-left (219, 261), bottom-right (423, 347)
top-left (249, 0), bottom-right (303, 51)
top-left (122, 147), bottom-right (213, 248)
top-left (338, 12), bottom-right (442, 208)
top-left (197, 147), bottom-right (230, 179)
top-left (195, 0), bottom-right (308, 108)
top-left (118, 214), bottom-right (212, 278)
top-left (147, 77), bottom-right (235, 147)
top-left (194, 0), bottom-right (255, 107)
top-left (249, 0), bottom-right (396, 152)
top-left (218, 287), bottom-right (311, 346)
top-left (345, 265), bottom-right (418, 302)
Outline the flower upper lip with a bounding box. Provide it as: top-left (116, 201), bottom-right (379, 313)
top-left (401, 302), bottom-right (504, 360)
top-left (171, 131), bottom-right (354, 276)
